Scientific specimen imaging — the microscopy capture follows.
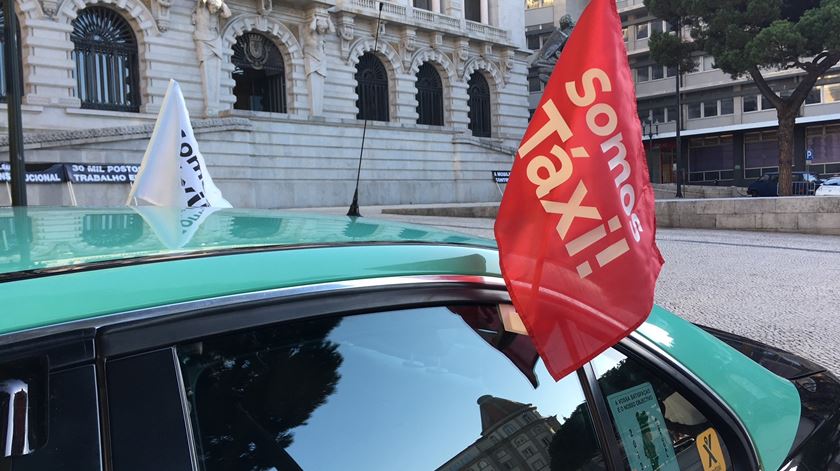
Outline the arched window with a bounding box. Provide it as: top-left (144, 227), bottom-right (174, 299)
top-left (355, 52), bottom-right (389, 122)
top-left (416, 62), bottom-right (443, 126)
top-left (71, 7), bottom-right (140, 112)
top-left (468, 72), bottom-right (491, 137)
top-left (232, 32), bottom-right (286, 113)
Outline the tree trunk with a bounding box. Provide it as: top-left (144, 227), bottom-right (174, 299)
top-left (776, 107), bottom-right (797, 197)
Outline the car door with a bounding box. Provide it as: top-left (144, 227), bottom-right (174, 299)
top-left (101, 295), bottom-right (611, 470)
top-left (99, 278), bottom-right (760, 471)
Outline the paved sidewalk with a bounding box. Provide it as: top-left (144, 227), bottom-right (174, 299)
top-left (293, 204), bottom-right (840, 374)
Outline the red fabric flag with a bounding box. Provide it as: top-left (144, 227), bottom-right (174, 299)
top-left (494, 0), bottom-right (664, 381)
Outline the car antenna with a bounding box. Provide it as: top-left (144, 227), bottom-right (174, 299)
top-left (347, 1), bottom-right (385, 218)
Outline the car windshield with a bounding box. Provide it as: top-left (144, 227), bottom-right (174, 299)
top-left (824, 178), bottom-right (840, 186)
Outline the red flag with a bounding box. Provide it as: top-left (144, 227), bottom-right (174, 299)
top-left (494, 0), bottom-right (664, 381)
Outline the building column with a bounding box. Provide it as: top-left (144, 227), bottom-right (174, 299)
top-left (480, 0), bottom-right (488, 23)
top-left (431, 0), bottom-right (440, 13)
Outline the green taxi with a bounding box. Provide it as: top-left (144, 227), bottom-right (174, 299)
top-left (0, 207), bottom-right (836, 471)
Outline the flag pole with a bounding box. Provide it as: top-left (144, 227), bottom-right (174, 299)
top-left (347, 1), bottom-right (384, 218)
top-left (4, 0), bottom-right (25, 206)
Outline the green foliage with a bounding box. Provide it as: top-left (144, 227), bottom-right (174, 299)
top-left (644, 0), bottom-right (839, 79)
top-left (648, 31), bottom-right (700, 74)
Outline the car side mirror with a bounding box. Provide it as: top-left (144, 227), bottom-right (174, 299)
top-left (0, 357), bottom-right (48, 458)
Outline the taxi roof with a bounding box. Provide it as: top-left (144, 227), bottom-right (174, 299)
top-left (0, 207), bottom-right (495, 278)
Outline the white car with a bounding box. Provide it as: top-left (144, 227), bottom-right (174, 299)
top-left (816, 177), bottom-right (840, 196)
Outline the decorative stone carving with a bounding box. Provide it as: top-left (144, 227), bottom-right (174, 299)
top-left (431, 31), bottom-right (443, 50)
top-left (532, 14), bottom-right (575, 85)
top-left (501, 48), bottom-right (514, 83)
top-left (41, 0), bottom-right (58, 17)
top-left (193, 0), bottom-right (231, 116)
top-left (400, 27), bottom-right (416, 71)
top-left (454, 38), bottom-right (469, 78)
top-left (151, 0), bottom-right (172, 31)
top-left (257, 0), bottom-right (270, 15)
top-left (304, 10), bottom-right (334, 116)
top-left (335, 12), bottom-right (355, 58)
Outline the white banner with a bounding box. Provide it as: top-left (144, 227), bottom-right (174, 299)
top-left (127, 79), bottom-right (231, 208)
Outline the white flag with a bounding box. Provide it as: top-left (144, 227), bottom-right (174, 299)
top-left (132, 206), bottom-right (218, 249)
top-left (127, 79), bottom-right (231, 208)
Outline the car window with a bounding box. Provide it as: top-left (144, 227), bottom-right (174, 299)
top-left (757, 175), bottom-right (770, 182)
top-left (591, 348), bottom-right (734, 471)
top-left (177, 305), bottom-right (607, 471)
top-left (771, 174), bottom-right (779, 182)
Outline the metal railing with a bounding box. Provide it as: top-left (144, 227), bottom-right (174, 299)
top-left (343, 0), bottom-right (509, 43)
top-left (615, 0), bottom-right (645, 11)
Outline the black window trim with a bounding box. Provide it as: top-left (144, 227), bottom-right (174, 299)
top-left (98, 275), bottom-right (510, 358)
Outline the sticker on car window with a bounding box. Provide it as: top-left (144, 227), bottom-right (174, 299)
top-left (606, 382), bottom-right (679, 471)
top-left (696, 427), bottom-right (726, 471)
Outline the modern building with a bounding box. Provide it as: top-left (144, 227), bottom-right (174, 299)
top-left (526, 0), bottom-right (840, 187)
top-left (0, 0), bottom-right (530, 207)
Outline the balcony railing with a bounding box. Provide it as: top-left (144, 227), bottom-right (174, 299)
top-left (465, 20), bottom-right (509, 42)
top-left (616, 0), bottom-right (645, 11)
top-left (341, 0), bottom-right (509, 43)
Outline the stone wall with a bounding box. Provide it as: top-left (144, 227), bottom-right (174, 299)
top-left (656, 197), bottom-right (840, 235)
top-left (1, 0), bottom-right (529, 208)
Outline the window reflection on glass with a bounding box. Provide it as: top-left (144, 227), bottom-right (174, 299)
top-left (592, 349), bottom-right (734, 471)
top-left (743, 95), bottom-right (758, 113)
top-left (178, 305), bottom-right (607, 471)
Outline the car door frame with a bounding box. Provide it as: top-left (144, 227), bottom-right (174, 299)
top-left (30, 274), bottom-right (760, 471)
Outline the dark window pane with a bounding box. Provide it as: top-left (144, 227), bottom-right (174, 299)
top-left (666, 106), bottom-right (677, 123)
top-left (468, 72), bottom-right (491, 137)
top-left (651, 65), bottom-right (664, 80)
top-left (178, 306), bottom-right (608, 471)
top-left (527, 35), bottom-right (541, 50)
top-left (416, 62), bottom-right (444, 126)
top-left (636, 67), bottom-right (649, 82)
top-left (720, 97), bottom-right (734, 115)
top-left (651, 20), bottom-right (664, 34)
top-left (636, 23), bottom-right (649, 39)
top-left (704, 101), bottom-right (718, 117)
top-left (232, 32), bottom-right (287, 113)
top-left (743, 95), bottom-right (758, 113)
top-left (465, 0), bottom-right (481, 22)
top-left (414, 0), bottom-right (432, 10)
top-left (744, 132), bottom-right (778, 169)
top-left (71, 7), bottom-right (139, 112)
top-left (355, 52), bottom-right (389, 121)
top-left (666, 65), bottom-right (677, 77)
top-left (761, 96), bottom-right (776, 110)
top-left (806, 88), bottom-right (821, 105)
top-left (592, 348), bottom-right (734, 471)
top-left (687, 103), bottom-right (701, 119)
top-left (652, 107), bottom-right (665, 123)
top-left (689, 138), bottom-right (734, 172)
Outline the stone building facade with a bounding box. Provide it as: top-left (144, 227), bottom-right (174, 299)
top-left (0, 0), bottom-right (530, 207)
